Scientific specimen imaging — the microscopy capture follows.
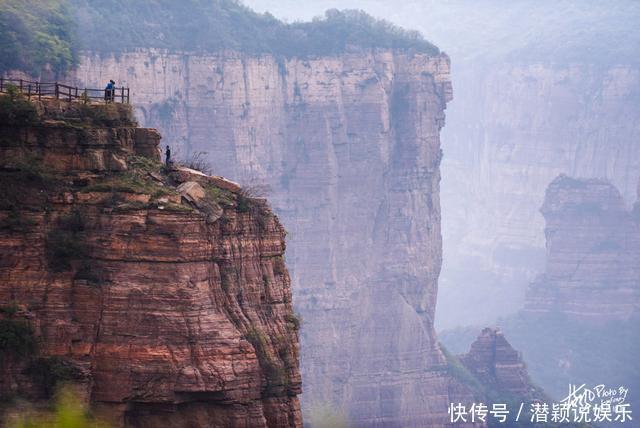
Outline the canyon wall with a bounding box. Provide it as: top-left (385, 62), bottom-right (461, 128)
top-left (437, 62), bottom-right (640, 327)
top-left (447, 175), bottom-right (640, 416)
top-left (523, 175), bottom-right (640, 320)
top-left (0, 99), bottom-right (302, 427)
top-left (459, 328), bottom-right (532, 397)
top-left (72, 49), bottom-right (475, 426)
top-left (241, 0), bottom-right (640, 330)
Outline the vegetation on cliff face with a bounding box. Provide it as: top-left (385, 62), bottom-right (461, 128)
top-left (440, 343), bottom-right (588, 428)
top-left (2, 0), bottom-right (437, 77)
top-left (0, 318), bottom-right (37, 359)
top-left (9, 386), bottom-right (111, 428)
top-left (71, 0), bottom-right (438, 56)
top-left (440, 313), bottom-right (640, 425)
top-left (45, 210), bottom-right (87, 272)
top-left (0, 0), bottom-right (78, 76)
top-left (25, 357), bottom-right (84, 398)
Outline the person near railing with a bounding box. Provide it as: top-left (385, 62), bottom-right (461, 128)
top-left (104, 79), bottom-right (115, 103)
top-left (1, 78), bottom-right (128, 104)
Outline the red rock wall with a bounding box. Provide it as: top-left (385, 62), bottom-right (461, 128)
top-left (71, 49), bottom-right (472, 427)
top-left (0, 99), bottom-right (302, 427)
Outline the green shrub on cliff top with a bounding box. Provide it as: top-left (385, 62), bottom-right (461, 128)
top-left (0, 90), bottom-right (38, 126)
top-left (81, 171), bottom-right (175, 199)
top-left (70, 1), bottom-right (438, 57)
top-left (4, 0), bottom-right (438, 76)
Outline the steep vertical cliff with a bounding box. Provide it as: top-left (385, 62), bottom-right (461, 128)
top-left (239, 0), bottom-right (640, 329)
top-left (72, 49), bottom-right (470, 426)
top-left (438, 63), bottom-right (640, 327)
top-left (453, 175), bottom-right (640, 419)
top-left (524, 174), bottom-right (640, 320)
top-left (440, 175), bottom-right (640, 420)
top-left (0, 96), bottom-right (302, 427)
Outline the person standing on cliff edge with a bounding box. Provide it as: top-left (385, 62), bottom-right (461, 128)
top-left (165, 145), bottom-right (171, 168)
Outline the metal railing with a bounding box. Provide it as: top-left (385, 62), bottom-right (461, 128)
top-left (0, 78), bottom-right (130, 104)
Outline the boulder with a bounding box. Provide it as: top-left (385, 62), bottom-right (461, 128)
top-left (177, 181), bottom-right (206, 204)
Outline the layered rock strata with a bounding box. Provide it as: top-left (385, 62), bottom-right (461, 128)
top-left (72, 49), bottom-right (470, 426)
top-left (0, 97), bottom-right (302, 427)
top-left (524, 175), bottom-right (640, 320)
top-left (459, 328), bottom-right (530, 396)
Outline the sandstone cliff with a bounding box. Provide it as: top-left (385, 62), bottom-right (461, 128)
top-left (440, 328), bottom-right (548, 427)
top-left (0, 96), bottom-right (302, 427)
top-left (72, 49), bottom-right (472, 426)
top-left (459, 328), bottom-right (531, 397)
top-left (524, 174), bottom-right (640, 320)
top-left (441, 175), bottom-right (640, 425)
top-left (438, 62), bottom-right (640, 327)
top-left (240, 0), bottom-right (640, 331)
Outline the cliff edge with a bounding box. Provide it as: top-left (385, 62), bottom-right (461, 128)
top-left (74, 47), bottom-right (464, 427)
top-left (0, 94), bottom-right (302, 427)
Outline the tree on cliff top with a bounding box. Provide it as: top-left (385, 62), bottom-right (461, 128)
top-left (70, 0), bottom-right (439, 56)
top-left (0, 0), bottom-right (78, 76)
top-left (1, 0), bottom-right (438, 76)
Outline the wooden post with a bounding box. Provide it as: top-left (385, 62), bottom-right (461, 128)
top-left (27, 84), bottom-right (31, 100)
top-left (0, 77), bottom-right (3, 92)
top-left (55, 83), bottom-right (59, 99)
top-left (19, 79), bottom-right (23, 92)
top-left (120, 87), bottom-right (124, 103)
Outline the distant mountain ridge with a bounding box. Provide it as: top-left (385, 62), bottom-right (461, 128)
top-left (72, 0), bottom-right (438, 56)
top-left (1, 0), bottom-right (439, 76)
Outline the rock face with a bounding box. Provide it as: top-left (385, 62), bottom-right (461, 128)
top-left (71, 49), bottom-right (472, 426)
top-left (523, 175), bottom-right (640, 320)
top-left (238, 0), bottom-right (640, 331)
top-left (459, 328), bottom-right (530, 396)
top-left (0, 98), bottom-right (302, 427)
top-left (437, 63), bottom-right (640, 328)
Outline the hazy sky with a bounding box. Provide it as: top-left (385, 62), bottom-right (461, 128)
top-left (244, 0), bottom-right (640, 64)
